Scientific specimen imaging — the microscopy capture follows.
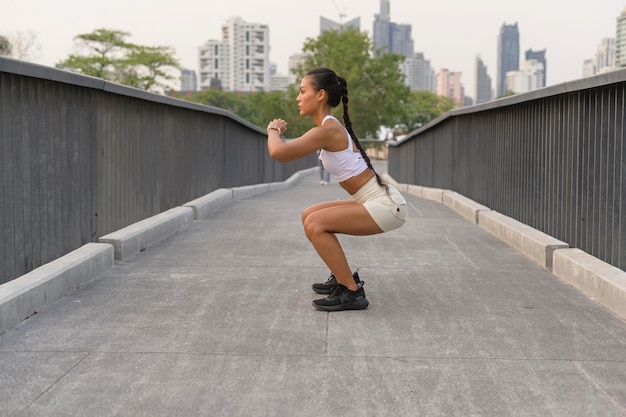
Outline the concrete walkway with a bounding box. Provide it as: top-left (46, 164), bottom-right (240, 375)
top-left (1, 163), bottom-right (626, 417)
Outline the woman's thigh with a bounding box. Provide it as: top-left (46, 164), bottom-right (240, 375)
top-left (302, 199), bottom-right (355, 221)
top-left (304, 202), bottom-right (383, 236)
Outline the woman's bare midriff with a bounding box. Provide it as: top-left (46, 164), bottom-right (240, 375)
top-left (339, 168), bottom-right (376, 195)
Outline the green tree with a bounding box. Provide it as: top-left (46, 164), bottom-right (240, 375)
top-left (177, 89), bottom-right (247, 115)
top-left (0, 35), bottom-right (12, 56)
top-left (57, 29), bottom-right (131, 79)
top-left (298, 28), bottom-right (410, 138)
top-left (248, 89), bottom-right (314, 137)
top-left (497, 90), bottom-right (517, 99)
top-left (174, 88), bottom-right (313, 138)
top-left (122, 45), bottom-right (179, 91)
top-left (398, 90), bottom-right (456, 131)
top-left (176, 28), bottom-right (447, 139)
top-left (5, 30), bottom-right (41, 61)
top-left (57, 28), bottom-right (179, 93)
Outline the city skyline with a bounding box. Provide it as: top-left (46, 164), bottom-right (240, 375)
top-left (1, 0), bottom-right (621, 98)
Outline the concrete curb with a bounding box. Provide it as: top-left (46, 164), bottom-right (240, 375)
top-left (388, 174), bottom-right (626, 321)
top-left (287, 167), bottom-right (318, 185)
top-left (183, 188), bottom-right (233, 220)
top-left (553, 249), bottom-right (626, 321)
top-left (0, 243), bottom-right (113, 335)
top-left (0, 167), bottom-right (318, 335)
top-left (478, 210), bottom-right (569, 269)
top-left (406, 184), bottom-right (445, 202)
top-left (232, 184), bottom-right (272, 200)
top-left (183, 168), bottom-right (317, 220)
top-left (391, 174), bottom-right (569, 270)
top-left (99, 207), bottom-right (195, 261)
top-left (442, 191), bottom-right (491, 225)
top-left (382, 174), bottom-right (446, 203)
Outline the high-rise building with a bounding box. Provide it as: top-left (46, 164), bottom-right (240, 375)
top-left (583, 38), bottom-right (617, 77)
top-left (525, 49), bottom-right (546, 87)
top-left (288, 52), bottom-right (311, 76)
top-left (505, 59), bottom-right (544, 94)
top-left (198, 17), bottom-right (270, 92)
top-left (373, 0), bottom-right (391, 56)
top-left (373, 0), bottom-right (413, 58)
top-left (437, 69), bottom-right (465, 108)
top-left (617, 7), bottom-right (626, 67)
top-left (198, 40), bottom-right (229, 90)
top-left (583, 59), bottom-right (595, 78)
top-left (595, 38), bottom-right (616, 74)
top-left (269, 74), bottom-right (292, 92)
top-left (320, 16), bottom-right (360, 33)
top-left (474, 55), bottom-right (492, 104)
top-left (180, 68), bottom-right (198, 92)
top-left (402, 52), bottom-right (436, 92)
top-left (497, 22), bottom-right (520, 97)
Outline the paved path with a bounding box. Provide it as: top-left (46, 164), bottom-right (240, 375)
top-left (2, 163), bottom-right (626, 417)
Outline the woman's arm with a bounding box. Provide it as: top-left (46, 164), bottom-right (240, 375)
top-left (267, 121), bottom-right (338, 163)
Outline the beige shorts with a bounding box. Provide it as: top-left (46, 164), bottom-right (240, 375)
top-left (352, 177), bottom-right (407, 232)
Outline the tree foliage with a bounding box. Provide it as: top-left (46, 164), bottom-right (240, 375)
top-left (56, 28), bottom-right (180, 93)
top-left (121, 45), bottom-right (179, 91)
top-left (0, 35), bottom-right (11, 56)
top-left (171, 88), bottom-right (314, 138)
top-left (298, 28), bottom-right (410, 138)
top-left (397, 90), bottom-right (456, 131)
top-left (3, 30), bottom-right (41, 61)
top-left (497, 90), bottom-right (517, 99)
top-left (176, 27), bottom-right (452, 139)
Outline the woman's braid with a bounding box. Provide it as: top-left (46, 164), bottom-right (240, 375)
top-left (338, 77), bottom-right (389, 193)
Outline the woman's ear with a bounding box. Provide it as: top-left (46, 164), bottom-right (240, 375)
top-left (317, 88), bottom-right (327, 103)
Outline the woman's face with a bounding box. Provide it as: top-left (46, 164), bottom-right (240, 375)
top-left (296, 76), bottom-right (319, 116)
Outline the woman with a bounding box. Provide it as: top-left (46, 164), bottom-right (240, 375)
top-left (267, 68), bottom-right (407, 311)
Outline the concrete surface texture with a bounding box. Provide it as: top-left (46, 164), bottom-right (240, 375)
top-left (1, 164), bottom-right (626, 417)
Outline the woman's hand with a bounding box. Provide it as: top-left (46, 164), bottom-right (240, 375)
top-left (267, 118), bottom-right (288, 135)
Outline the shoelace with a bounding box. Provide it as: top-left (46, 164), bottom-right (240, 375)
top-left (324, 274), bottom-right (336, 286)
top-left (326, 284), bottom-right (343, 300)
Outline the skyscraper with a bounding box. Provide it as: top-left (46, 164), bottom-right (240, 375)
top-left (616, 7), bottom-right (626, 68)
top-left (198, 39), bottom-right (229, 90)
top-left (497, 23), bottom-right (520, 97)
top-left (505, 59), bottom-right (544, 94)
top-left (595, 38), bottom-right (616, 74)
top-left (474, 55), bottom-right (492, 104)
top-left (320, 16), bottom-right (360, 33)
top-left (373, 0), bottom-right (413, 58)
top-left (402, 52), bottom-right (436, 92)
top-left (437, 69), bottom-right (464, 108)
top-left (373, 0), bottom-right (391, 56)
top-left (198, 17), bottom-right (270, 92)
top-left (525, 49), bottom-right (546, 87)
top-left (180, 68), bottom-right (197, 92)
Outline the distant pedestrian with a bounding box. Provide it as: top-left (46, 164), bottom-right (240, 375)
top-left (266, 67), bottom-right (407, 311)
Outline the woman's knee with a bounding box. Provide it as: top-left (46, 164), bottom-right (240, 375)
top-left (302, 213), bottom-right (323, 238)
top-left (301, 203), bottom-right (321, 224)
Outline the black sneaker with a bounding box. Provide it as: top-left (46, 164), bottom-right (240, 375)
top-left (312, 270), bottom-right (362, 294)
top-left (312, 284), bottom-right (369, 311)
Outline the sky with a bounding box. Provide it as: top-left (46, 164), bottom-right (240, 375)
top-left (1, 0), bottom-right (622, 99)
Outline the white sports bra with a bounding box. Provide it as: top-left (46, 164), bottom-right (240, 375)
top-left (318, 115), bottom-right (368, 182)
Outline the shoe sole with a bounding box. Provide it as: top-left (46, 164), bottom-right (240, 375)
top-left (312, 297), bottom-right (369, 312)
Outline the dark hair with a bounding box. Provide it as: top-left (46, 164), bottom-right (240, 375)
top-left (305, 67), bottom-right (388, 193)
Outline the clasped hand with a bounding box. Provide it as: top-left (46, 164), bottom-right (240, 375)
top-left (268, 118), bottom-right (288, 134)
